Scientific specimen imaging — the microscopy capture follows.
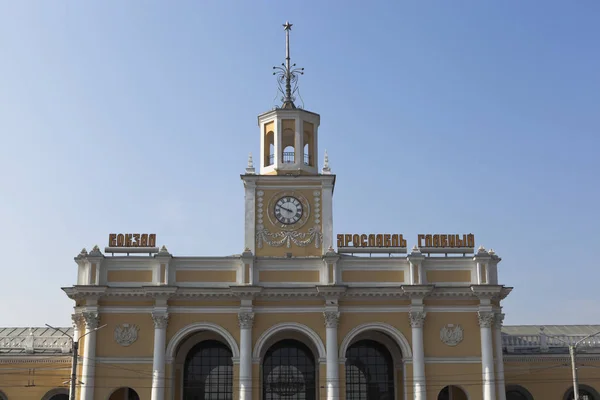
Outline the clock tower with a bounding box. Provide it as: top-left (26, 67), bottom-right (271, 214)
top-left (241, 22), bottom-right (335, 257)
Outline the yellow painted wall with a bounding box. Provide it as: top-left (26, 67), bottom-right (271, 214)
top-left (94, 363), bottom-right (152, 400)
top-left (259, 270), bottom-right (320, 283)
top-left (0, 360), bottom-right (71, 400)
top-left (423, 312), bottom-right (481, 357)
top-left (424, 363), bottom-right (481, 400)
top-left (107, 270), bottom-right (153, 283)
top-left (342, 270), bottom-right (404, 283)
top-left (426, 270), bottom-right (471, 283)
top-left (504, 359), bottom-right (600, 400)
top-left (95, 313), bottom-right (155, 357)
top-left (256, 188), bottom-right (323, 257)
top-left (175, 270), bottom-right (237, 283)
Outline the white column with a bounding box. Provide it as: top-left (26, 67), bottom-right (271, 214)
top-left (324, 311), bottom-right (340, 400)
top-left (70, 313), bottom-right (82, 400)
top-left (151, 313), bottom-right (169, 400)
top-left (294, 117), bottom-right (303, 166)
top-left (409, 311), bottom-right (427, 400)
top-left (80, 311), bottom-right (99, 400)
top-left (494, 313), bottom-right (506, 400)
top-left (238, 312), bottom-right (254, 400)
top-left (478, 311), bottom-right (496, 400)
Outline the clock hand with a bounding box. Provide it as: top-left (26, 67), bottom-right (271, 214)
top-left (281, 206), bottom-right (294, 213)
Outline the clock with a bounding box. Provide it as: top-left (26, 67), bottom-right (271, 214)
top-left (274, 196), bottom-right (303, 225)
top-left (266, 191), bottom-right (311, 231)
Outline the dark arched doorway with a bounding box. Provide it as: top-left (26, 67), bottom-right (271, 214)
top-left (563, 384), bottom-right (600, 400)
top-left (438, 385), bottom-right (468, 400)
top-left (263, 339), bottom-right (316, 400)
top-left (506, 384), bottom-right (534, 400)
top-left (183, 340), bottom-right (233, 400)
top-left (41, 388), bottom-right (69, 400)
top-left (345, 339), bottom-right (395, 400)
top-left (108, 387), bottom-right (140, 400)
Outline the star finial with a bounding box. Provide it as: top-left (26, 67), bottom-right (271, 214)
top-left (273, 21), bottom-right (304, 109)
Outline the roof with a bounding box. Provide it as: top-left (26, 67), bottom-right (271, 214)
top-left (0, 327), bottom-right (73, 355)
top-left (502, 325), bottom-right (600, 336)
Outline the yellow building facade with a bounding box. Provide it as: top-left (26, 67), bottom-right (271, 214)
top-left (1, 23), bottom-right (600, 400)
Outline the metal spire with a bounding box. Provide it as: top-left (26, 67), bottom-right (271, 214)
top-left (273, 21), bottom-right (304, 109)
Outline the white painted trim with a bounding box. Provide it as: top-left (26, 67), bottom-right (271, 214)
top-left (98, 305), bottom-right (481, 314)
top-left (166, 322), bottom-right (240, 362)
top-left (252, 322), bottom-right (326, 360)
top-left (339, 322), bottom-right (413, 359)
top-left (96, 357), bottom-right (153, 364)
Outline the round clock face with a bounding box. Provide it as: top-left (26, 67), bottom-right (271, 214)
top-left (274, 196), bottom-right (304, 225)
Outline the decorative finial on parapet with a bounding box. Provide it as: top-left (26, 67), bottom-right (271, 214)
top-left (88, 245), bottom-right (103, 257)
top-left (488, 248), bottom-right (495, 256)
top-left (76, 248), bottom-right (88, 259)
top-left (477, 245), bottom-right (488, 254)
top-left (246, 153), bottom-right (256, 174)
top-left (411, 245), bottom-right (420, 253)
top-left (322, 150), bottom-right (331, 174)
top-left (273, 21), bottom-right (304, 109)
top-left (158, 245), bottom-right (170, 255)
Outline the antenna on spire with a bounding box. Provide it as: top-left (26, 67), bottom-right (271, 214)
top-left (273, 21), bottom-right (304, 109)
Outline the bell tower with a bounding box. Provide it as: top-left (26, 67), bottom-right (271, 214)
top-left (259, 21), bottom-right (320, 176)
top-left (242, 22), bottom-right (335, 258)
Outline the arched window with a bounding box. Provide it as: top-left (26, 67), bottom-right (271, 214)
top-left (108, 387), bottom-right (140, 400)
top-left (438, 385), bottom-right (468, 400)
top-left (563, 384), bottom-right (600, 400)
top-left (345, 340), bottom-right (395, 400)
top-left (0, 390), bottom-right (7, 400)
top-left (506, 384), bottom-right (534, 400)
top-left (184, 340), bottom-right (233, 400)
top-left (263, 339), bottom-right (316, 400)
top-left (41, 389), bottom-right (69, 400)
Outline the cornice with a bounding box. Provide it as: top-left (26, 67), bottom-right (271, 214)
top-left (62, 284), bottom-right (513, 301)
top-left (0, 356), bottom-right (72, 364)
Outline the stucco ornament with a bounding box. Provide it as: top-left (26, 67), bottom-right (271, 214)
top-left (440, 324), bottom-right (464, 347)
top-left (114, 324), bottom-right (139, 347)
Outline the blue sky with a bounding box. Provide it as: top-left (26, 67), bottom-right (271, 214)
top-left (1, 1), bottom-right (598, 327)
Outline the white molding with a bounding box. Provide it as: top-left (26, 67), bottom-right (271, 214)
top-left (339, 322), bottom-right (413, 359)
top-left (166, 322), bottom-right (240, 362)
top-left (98, 305), bottom-right (481, 314)
top-left (96, 357), bottom-right (153, 364)
top-left (252, 322), bottom-right (326, 360)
